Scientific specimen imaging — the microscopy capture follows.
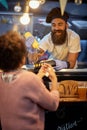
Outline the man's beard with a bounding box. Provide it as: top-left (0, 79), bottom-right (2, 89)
top-left (51, 28), bottom-right (67, 45)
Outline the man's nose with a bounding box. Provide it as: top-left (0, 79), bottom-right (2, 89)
top-left (54, 25), bottom-right (60, 30)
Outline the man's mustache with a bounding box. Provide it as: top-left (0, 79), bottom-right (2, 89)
top-left (53, 30), bottom-right (63, 33)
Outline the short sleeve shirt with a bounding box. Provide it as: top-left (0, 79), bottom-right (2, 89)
top-left (39, 29), bottom-right (81, 61)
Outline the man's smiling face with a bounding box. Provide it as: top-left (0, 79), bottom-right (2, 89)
top-left (51, 18), bottom-right (68, 45)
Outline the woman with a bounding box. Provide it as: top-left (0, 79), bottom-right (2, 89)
top-left (0, 31), bottom-right (59, 130)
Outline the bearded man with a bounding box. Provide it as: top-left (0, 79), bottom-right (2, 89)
top-left (37, 7), bottom-right (81, 70)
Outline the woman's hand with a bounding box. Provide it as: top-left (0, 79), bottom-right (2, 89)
top-left (37, 63), bottom-right (58, 91)
top-left (37, 63), bottom-right (57, 81)
top-left (37, 63), bottom-right (49, 79)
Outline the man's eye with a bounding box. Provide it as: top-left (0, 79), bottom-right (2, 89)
top-left (58, 23), bottom-right (63, 26)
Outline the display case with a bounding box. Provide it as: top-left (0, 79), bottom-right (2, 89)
top-left (44, 69), bottom-right (87, 130)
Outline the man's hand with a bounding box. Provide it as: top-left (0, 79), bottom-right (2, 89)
top-left (54, 59), bottom-right (69, 70)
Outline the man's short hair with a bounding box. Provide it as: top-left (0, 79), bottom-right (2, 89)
top-left (46, 7), bottom-right (69, 23)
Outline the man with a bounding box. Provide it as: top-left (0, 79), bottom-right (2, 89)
top-left (37, 7), bottom-right (81, 70)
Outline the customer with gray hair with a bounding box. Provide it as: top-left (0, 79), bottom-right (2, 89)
top-left (0, 30), bottom-right (59, 130)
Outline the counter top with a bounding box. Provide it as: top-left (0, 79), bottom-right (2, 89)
top-left (60, 97), bottom-right (87, 102)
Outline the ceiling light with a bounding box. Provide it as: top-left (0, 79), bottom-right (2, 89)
top-left (20, 13), bottom-right (30, 25)
top-left (14, 2), bottom-right (22, 12)
top-left (29, 0), bottom-right (40, 9)
top-left (75, 0), bottom-right (82, 5)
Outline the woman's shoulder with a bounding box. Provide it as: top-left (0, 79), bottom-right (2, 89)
top-left (21, 69), bottom-right (36, 77)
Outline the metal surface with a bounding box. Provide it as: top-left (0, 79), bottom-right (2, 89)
top-left (56, 69), bottom-right (87, 81)
top-left (25, 66), bottom-right (87, 81)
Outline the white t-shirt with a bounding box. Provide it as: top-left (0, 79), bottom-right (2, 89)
top-left (39, 29), bottom-right (81, 61)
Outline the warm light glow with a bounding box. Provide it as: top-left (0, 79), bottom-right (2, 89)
top-left (14, 2), bottom-right (22, 12)
top-left (29, 0), bottom-right (40, 9)
top-left (40, 0), bottom-right (45, 4)
top-left (20, 13), bottom-right (30, 25)
top-left (75, 0), bottom-right (82, 5)
top-left (14, 5), bottom-right (21, 12)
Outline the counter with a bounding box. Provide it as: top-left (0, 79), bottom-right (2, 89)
top-left (55, 68), bottom-right (87, 81)
top-left (44, 69), bottom-right (87, 130)
top-left (45, 101), bottom-right (87, 130)
top-left (45, 96), bottom-right (87, 130)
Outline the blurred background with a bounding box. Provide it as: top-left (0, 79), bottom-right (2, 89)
top-left (0, 0), bottom-right (87, 63)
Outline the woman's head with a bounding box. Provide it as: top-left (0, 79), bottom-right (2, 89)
top-left (0, 31), bottom-right (27, 72)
